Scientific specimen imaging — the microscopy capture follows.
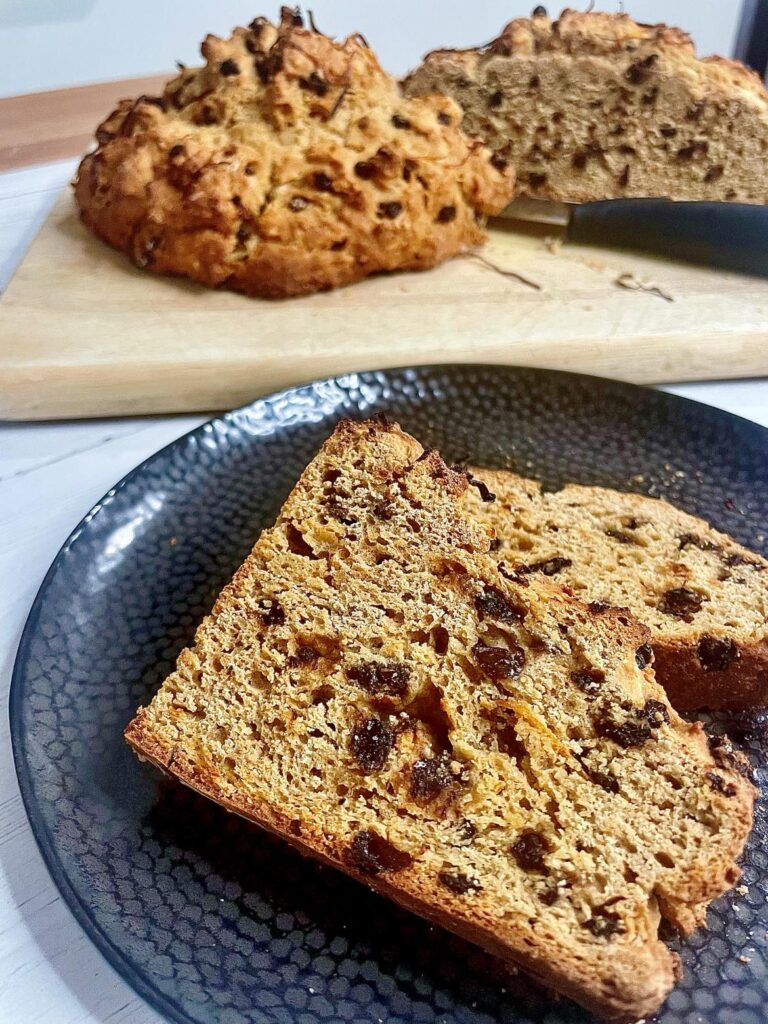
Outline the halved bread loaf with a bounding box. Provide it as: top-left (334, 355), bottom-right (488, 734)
top-left (466, 469), bottom-right (768, 712)
top-left (126, 420), bottom-right (754, 1023)
top-left (403, 8), bottom-right (768, 204)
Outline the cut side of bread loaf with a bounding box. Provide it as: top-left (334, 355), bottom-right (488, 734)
top-left (126, 420), bottom-right (754, 1024)
top-left (403, 8), bottom-right (768, 204)
top-left (466, 469), bottom-right (768, 713)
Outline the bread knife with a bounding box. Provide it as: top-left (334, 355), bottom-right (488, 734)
top-left (499, 198), bottom-right (768, 276)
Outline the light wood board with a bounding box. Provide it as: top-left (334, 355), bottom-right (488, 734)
top-left (2, 191), bottom-right (768, 420)
top-left (0, 75), bottom-right (169, 172)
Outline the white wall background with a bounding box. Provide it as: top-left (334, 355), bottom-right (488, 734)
top-left (0, 2), bottom-right (745, 98)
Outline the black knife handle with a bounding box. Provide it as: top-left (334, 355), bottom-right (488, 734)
top-left (569, 200), bottom-right (768, 276)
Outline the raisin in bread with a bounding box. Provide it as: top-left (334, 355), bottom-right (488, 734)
top-left (465, 469), bottom-right (768, 713)
top-left (126, 420), bottom-right (754, 1024)
top-left (403, 8), bottom-right (768, 204)
top-left (73, 8), bottom-right (514, 298)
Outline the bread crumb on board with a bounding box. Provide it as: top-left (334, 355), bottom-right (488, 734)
top-left (464, 252), bottom-right (542, 290)
top-left (615, 272), bottom-right (674, 303)
top-left (542, 238), bottom-right (675, 303)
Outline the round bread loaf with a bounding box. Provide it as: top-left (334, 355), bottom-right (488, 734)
top-left (74, 8), bottom-right (514, 297)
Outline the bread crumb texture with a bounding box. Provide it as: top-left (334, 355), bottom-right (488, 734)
top-left (73, 8), bottom-right (514, 297)
top-left (404, 8), bottom-right (768, 203)
top-left (126, 419), bottom-right (754, 1024)
top-left (467, 469), bottom-right (768, 713)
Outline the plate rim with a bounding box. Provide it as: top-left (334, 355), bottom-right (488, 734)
top-left (10, 362), bottom-right (768, 1024)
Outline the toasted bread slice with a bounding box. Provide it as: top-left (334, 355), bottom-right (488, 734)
top-left (403, 9), bottom-right (768, 204)
top-left (466, 468), bottom-right (768, 712)
top-left (126, 420), bottom-right (754, 1023)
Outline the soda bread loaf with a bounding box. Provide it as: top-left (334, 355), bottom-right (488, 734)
top-left (125, 419), bottom-right (754, 1024)
top-left (466, 469), bottom-right (768, 712)
top-left (73, 8), bottom-right (514, 298)
top-left (403, 7), bottom-right (768, 204)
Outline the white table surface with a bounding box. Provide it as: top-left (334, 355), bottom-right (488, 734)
top-left (1, 160), bottom-right (767, 1024)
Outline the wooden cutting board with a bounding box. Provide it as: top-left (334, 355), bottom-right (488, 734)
top-left (2, 191), bottom-right (768, 420)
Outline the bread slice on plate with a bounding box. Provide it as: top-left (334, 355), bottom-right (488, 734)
top-left (73, 8), bottom-right (514, 298)
top-left (403, 8), bottom-right (768, 204)
top-left (126, 420), bottom-right (754, 1024)
top-left (465, 468), bottom-right (768, 713)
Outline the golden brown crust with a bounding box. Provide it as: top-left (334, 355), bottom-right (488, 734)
top-left (405, 8), bottom-right (768, 203)
top-left (73, 9), bottom-right (514, 298)
top-left (125, 420), bottom-right (754, 1024)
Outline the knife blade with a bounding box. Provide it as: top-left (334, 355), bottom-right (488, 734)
top-left (499, 198), bottom-right (768, 276)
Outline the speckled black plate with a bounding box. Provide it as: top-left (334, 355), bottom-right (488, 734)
top-left (11, 366), bottom-right (768, 1024)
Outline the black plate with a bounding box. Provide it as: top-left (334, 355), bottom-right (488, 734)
top-left (11, 365), bottom-right (768, 1024)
